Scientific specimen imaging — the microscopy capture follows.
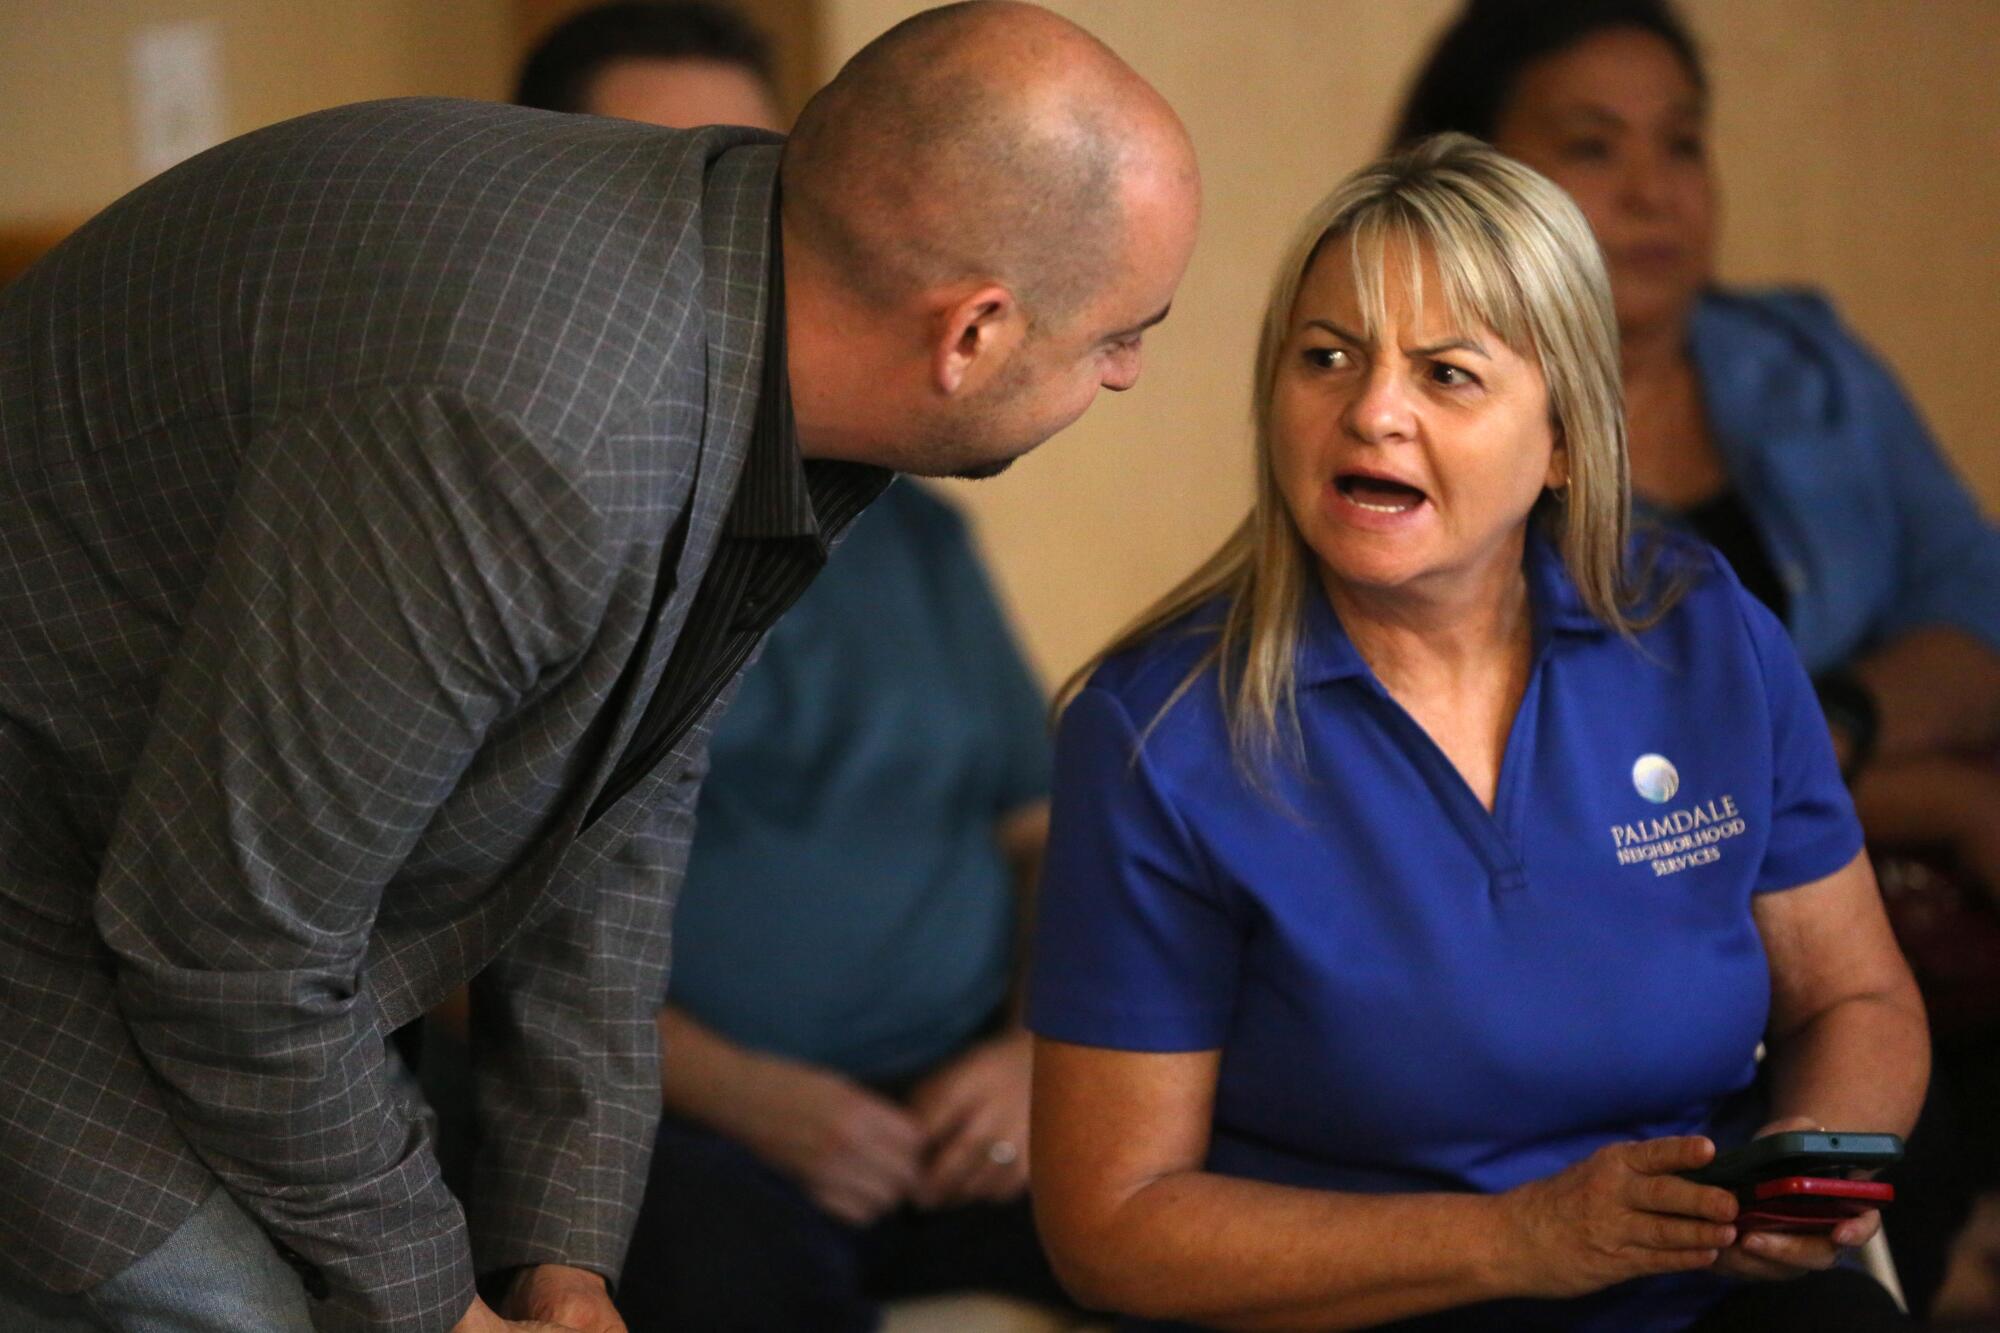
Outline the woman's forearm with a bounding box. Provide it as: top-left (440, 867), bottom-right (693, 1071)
top-left (1761, 992), bottom-right (1928, 1139)
top-left (1854, 626), bottom-right (2000, 759)
top-left (1046, 1171), bottom-right (1516, 1330)
top-left (1754, 851), bottom-right (1929, 1140)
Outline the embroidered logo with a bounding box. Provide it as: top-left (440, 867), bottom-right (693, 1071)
top-left (1631, 753), bottom-right (1679, 804)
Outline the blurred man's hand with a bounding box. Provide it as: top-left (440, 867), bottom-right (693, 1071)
top-left (908, 1028), bottom-right (1033, 1209)
top-left (734, 1058), bottom-right (926, 1226)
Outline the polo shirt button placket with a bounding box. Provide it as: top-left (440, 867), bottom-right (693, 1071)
top-left (1366, 681), bottom-right (1536, 900)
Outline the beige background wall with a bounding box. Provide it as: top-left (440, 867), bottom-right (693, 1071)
top-left (822, 0), bottom-right (2000, 688)
top-left (2, 1), bottom-right (1995, 688)
top-left (0, 2), bottom-right (512, 224)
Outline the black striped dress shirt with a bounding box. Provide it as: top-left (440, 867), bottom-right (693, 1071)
top-left (593, 199), bottom-right (891, 823)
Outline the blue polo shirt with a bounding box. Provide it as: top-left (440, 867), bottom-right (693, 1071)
top-left (1028, 533), bottom-right (1864, 1333)
top-left (670, 482), bottom-right (1050, 1082)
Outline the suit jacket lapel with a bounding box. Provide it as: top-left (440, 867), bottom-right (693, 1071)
top-left (675, 140), bottom-right (783, 600)
top-left (561, 139), bottom-right (783, 854)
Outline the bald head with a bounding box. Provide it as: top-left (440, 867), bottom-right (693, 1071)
top-left (781, 1), bottom-right (1195, 326)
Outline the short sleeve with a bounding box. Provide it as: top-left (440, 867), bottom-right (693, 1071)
top-left (1834, 320), bottom-right (2000, 654)
top-left (1026, 685), bottom-right (1239, 1051)
top-left (1736, 584), bottom-right (1867, 892)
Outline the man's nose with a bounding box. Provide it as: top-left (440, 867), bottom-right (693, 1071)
top-left (1102, 348), bottom-right (1142, 393)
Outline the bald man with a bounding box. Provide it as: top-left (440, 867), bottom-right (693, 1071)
top-left (0, 4), bottom-right (1198, 1333)
top-left (465, 8), bottom-right (1076, 1329)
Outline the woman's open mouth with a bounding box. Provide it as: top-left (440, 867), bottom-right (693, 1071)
top-left (1335, 472), bottom-right (1428, 515)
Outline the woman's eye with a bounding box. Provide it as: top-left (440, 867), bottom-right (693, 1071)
top-left (1304, 347), bottom-right (1350, 370)
top-left (1429, 362), bottom-right (1477, 388)
top-left (1669, 133), bottom-right (1706, 160)
top-left (1559, 138), bottom-right (1612, 163)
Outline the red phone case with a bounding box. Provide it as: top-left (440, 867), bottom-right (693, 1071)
top-left (1737, 1175), bottom-right (1895, 1233)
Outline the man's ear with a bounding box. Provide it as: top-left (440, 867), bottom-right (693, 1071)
top-left (933, 283), bottom-right (1025, 396)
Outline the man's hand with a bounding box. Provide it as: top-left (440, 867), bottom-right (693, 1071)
top-left (448, 1292), bottom-right (580, 1333)
top-left (907, 1028), bottom-right (1033, 1210)
top-left (732, 1058), bottom-right (925, 1226)
top-left (502, 1264), bottom-right (626, 1333)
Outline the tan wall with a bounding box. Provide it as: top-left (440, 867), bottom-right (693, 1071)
top-left (0, 1), bottom-right (513, 227)
top-left (825, 0), bottom-right (2000, 690)
top-left (4, 2), bottom-right (1995, 690)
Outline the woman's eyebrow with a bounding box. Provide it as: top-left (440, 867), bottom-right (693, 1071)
top-left (1304, 320), bottom-right (1490, 361)
top-left (1304, 318), bottom-right (1362, 343)
top-left (1409, 336), bottom-right (1491, 360)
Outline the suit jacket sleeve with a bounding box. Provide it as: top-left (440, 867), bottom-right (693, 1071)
top-left (464, 737), bottom-right (710, 1286)
top-left (93, 387), bottom-right (613, 1333)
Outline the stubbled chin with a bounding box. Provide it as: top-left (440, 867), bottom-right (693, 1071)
top-left (890, 436), bottom-right (1026, 481)
top-left (948, 457), bottom-right (1016, 481)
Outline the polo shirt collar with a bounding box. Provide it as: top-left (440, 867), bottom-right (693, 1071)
top-left (1296, 528), bottom-right (1606, 688)
top-left (1526, 527), bottom-right (1609, 637)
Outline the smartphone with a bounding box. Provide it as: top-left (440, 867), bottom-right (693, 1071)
top-left (1736, 1176), bottom-right (1895, 1233)
top-left (1679, 1131), bottom-right (1904, 1190)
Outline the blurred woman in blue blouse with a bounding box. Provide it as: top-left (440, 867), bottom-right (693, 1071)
top-left (1394, 0), bottom-right (2000, 908)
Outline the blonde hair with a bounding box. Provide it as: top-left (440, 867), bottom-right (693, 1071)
top-left (1061, 133), bottom-right (1666, 770)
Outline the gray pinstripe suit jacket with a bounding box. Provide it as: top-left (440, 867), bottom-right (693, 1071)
top-left (0, 98), bottom-right (797, 1331)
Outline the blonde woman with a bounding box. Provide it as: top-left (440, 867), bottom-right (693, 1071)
top-left (1025, 136), bottom-right (1926, 1332)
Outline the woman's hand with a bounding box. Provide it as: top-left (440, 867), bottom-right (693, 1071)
top-left (1498, 1136), bottom-right (1737, 1299)
top-left (1711, 1210), bottom-right (1879, 1282)
top-left (1711, 1116), bottom-right (1880, 1283)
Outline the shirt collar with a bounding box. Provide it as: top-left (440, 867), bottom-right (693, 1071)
top-left (1527, 526), bottom-right (1611, 636)
top-left (724, 183), bottom-right (857, 550)
top-left (1296, 527), bottom-right (1607, 688)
